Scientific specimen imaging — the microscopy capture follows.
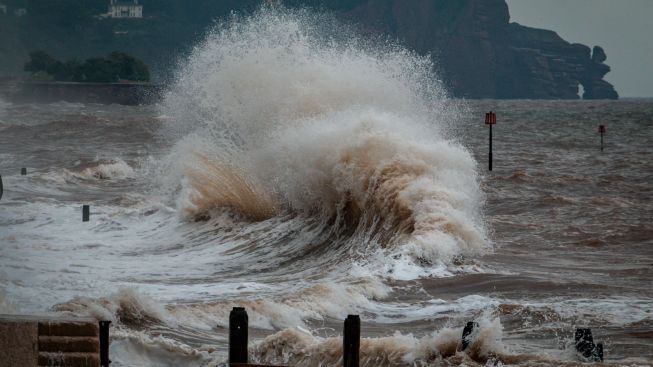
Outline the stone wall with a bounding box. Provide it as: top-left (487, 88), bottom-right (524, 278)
top-left (0, 316), bottom-right (38, 367)
top-left (0, 315), bottom-right (101, 367)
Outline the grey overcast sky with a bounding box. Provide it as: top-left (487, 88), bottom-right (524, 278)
top-left (506, 0), bottom-right (653, 97)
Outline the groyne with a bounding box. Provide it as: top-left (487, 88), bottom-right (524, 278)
top-left (0, 314), bottom-right (106, 367)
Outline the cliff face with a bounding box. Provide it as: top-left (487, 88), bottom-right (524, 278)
top-left (0, 0), bottom-right (618, 99)
top-left (339, 0), bottom-right (618, 99)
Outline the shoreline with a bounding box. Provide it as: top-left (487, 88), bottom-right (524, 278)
top-left (0, 81), bottom-right (163, 105)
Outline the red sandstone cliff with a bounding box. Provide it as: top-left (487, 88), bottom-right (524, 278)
top-left (337, 0), bottom-right (617, 99)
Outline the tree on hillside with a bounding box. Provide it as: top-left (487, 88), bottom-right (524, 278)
top-left (78, 57), bottom-right (117, 82)
top-left (24, 50), bottom-right (150, 82)
top-left (24, 51), bottom-right (62, 76)
top-left (108, 51), bottom-right (150, 82)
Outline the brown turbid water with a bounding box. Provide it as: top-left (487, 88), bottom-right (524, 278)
top-left (1, 7), bottom-right (651, 367)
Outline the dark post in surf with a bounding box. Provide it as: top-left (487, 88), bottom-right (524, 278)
top-left (229, 307), bottom-right (249, 365)
top-left (343, 315), bottom-right (360, 367)
top-left (83, 205), bottom-right (90, 222)
top-left (461, 321), bottom-right (479, 350)
top-left (99, 320), bottom-right (111, 367)
top-left (599, 124), bottom-right (606, 151)
top-left (575, 328), bottom-right (604, 362)
top-left (485, 111), bottom-right (497, 170)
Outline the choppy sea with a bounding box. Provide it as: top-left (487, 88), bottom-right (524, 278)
top-left (1, 8), bottom-right (651, 367)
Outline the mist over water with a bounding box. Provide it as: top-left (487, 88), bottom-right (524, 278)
top-left (1, 6), bottom-right (652, 367)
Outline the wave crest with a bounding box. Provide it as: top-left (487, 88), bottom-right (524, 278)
top-left (185, 154), bottom-right (278, 221)
top-left (161, 6), bottom-right (487, 264)
top-left (80, 159), bottom-right (135, 180)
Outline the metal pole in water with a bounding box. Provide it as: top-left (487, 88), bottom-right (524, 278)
top-left (599, 125), bottom-right (606, 151)
top-left (83, 205), bottom-right (90, 222)
top-left (229, 307), bottom-right (248, 365)
top-left (485, 112), bottom-right (496, 171)
top-left (489, 124), bottom-right (493, 171)
top-left (343, 315), bottom-right (360, 367)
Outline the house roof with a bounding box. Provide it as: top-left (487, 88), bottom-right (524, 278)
top-left (110, 0), bottom-right (140, 6)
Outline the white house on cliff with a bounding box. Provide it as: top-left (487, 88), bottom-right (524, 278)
top-left (108, 0), bottom-right (142, 19)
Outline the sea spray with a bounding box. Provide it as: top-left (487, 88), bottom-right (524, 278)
top-left (159, 5), bottom-right (488, 268)
top-left (8, 6), bottom-right (495, 366)
top-left (1, 51), bottom-right (651, 365)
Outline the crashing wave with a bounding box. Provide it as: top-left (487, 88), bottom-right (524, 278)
top-left (160, 6), bottom-right (487, 264)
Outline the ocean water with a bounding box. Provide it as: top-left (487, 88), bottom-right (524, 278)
top-left (1, 8), bottom-right (652, 367)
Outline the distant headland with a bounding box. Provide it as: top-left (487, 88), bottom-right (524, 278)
top-left (0, 0), bottom-right (618, 99)
top-left (0, 50), bottom-right (158, 105)
top-left (336, 0), bottom-right (618, 99)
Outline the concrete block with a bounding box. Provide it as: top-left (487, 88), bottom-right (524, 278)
top-left (38, 320), bottom-right (99, 337)
top-left (1, 315), bottom-right (101, 367)
top-left (0, 318), bottom-right (39, 367)
top-left (38, 352), bottom-right (100, 367)
top-left (38, 336), bottom-right (100, 353)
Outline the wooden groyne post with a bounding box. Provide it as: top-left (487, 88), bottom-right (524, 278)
top-left (229, 307), bottom-right (249, 365)
top-left (343, 315), bottom-right (360, 367)
top-left (575, 328), bottom-right (603, 362)
top-left (461, 321), bottom-right (478, 350)
top-left (226, 307), bottom-right (360, 367)
top-left (462, 321), bottom-right (605, 362)
top-left (100, 320), bottom-right (111, 366)
top-left (83, 205), bottom-right (90, 222)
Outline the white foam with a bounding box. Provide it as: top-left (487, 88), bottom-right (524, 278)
top-left (109, 329), bottom-right (212, 367)
top-left (159, 6), bottom-right (489, 277)
top-left (79, 158), bottom-right (136, 180)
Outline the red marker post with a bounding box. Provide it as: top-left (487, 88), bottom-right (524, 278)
top-left (598, 125), bottom-right (606, 151)
top-left (485, 111), bottom-right (497, 170)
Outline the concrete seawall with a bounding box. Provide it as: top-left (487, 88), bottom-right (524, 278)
top-left (0, 315), bottom-right (100, 367)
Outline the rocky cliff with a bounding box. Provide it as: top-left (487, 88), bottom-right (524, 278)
top-left (0, 0), bottom-right (618, 99)
top-left (337, 0), bottom-right (618, 99)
